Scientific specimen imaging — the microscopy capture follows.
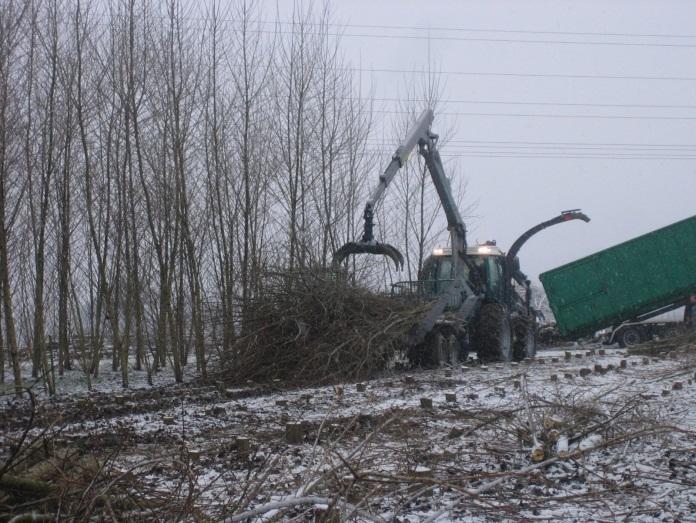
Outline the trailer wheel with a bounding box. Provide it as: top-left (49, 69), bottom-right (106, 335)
top-left (473, 304), bottom-right (513, 362)
top-left (617, 326), bottom-right (642, 348)
top-left (512, 316), bottom-right (537, 361)
top-left (664, 326), bottom-right (680, 339)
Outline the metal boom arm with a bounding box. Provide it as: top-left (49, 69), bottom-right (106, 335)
top-left (361, 109), bottom-right (435, 242)
top-left (333, 109), bottom-right (435, 269)
top-left (418, 133), bottom-right (468, 269)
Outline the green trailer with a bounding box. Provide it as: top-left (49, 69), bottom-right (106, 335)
top-left (540, 215), bottom-right (696, 345)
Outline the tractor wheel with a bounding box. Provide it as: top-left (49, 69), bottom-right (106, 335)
top-left (409, 330), bottom-right (447, 368)
top-left (456, 334), bottom-right (470, 363)
top-left (445, 334), bottom-right (459, 366)
top-left (617, 326), bottom-right (642, 348)
top-left (472, 304), bottom-right (513, 363)
top-left (512, 316), bottom-right (537, 361)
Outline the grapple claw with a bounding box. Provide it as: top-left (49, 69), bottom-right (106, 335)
top-left (333, 241), bottom-right (404, 270)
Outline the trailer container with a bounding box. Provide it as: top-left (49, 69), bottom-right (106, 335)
top-left (539, 215), bottom-right (696, 339)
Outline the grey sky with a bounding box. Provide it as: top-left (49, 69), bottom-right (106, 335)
top-left (274, 0), bottom-right (696, 281)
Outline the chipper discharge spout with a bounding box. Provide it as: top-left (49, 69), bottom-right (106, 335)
top-left (333, 109), bottom-right (436, 270)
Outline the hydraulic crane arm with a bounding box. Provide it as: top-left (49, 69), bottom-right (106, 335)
top-left (333, 109), bottom-right (436, 269)
top-left (361, 109), bottom-right (435, 242)
top-left (418, 131), bottom-right (468, 270)
top-left (333, 108), bottom-right (469, 277)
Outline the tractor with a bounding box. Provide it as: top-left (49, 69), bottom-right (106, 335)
top-left (334, 109), bottom-right (589, 365)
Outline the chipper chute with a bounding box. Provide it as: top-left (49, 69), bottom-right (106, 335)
top-left (332, 109), bottom-right (436, 270)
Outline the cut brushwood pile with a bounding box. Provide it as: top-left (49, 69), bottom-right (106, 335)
top-left (222, 270), bottom-right (430, 385)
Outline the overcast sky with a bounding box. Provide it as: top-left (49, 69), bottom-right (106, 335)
top-left (275, 0), bottom-right (696, 281)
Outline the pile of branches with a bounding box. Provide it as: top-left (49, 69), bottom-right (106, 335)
top-left (222, 269), bottom-right (429, 386)
top-left (1, 394), bottom-right (198, 521)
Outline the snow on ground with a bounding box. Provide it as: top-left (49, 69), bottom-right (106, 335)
top-left (2, 341), bottom-right (696, 521)
top-left (1, 355), bottom-right (192, 397)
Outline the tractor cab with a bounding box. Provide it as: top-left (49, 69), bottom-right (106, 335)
top-left (422, 242), bottom-right (506, 302)
top-left (394, 242), bottom-right (507, 306)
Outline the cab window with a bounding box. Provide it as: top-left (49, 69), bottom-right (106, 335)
top-left (437, 258), bottom-right (453, 281)
top-left (485, 257), bottom-right (503, 299)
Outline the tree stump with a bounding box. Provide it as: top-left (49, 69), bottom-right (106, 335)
top-left (285, 423), bottom-right (304, 444)
top-left (236, 436), bottom-right (251, 453)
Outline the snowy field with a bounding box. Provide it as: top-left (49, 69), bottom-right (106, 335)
top-left (2, 339), bottom-right (696, 522)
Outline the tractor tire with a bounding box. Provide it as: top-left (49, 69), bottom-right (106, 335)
top-left (472, 304), bottom-right (513, 363)
top-left (456, 334), bottom-right (470, 363)
top-left (409, 329), bottom-right (450, 368)
top-left (617, 326), bottom-right (642, 348)
top-left (512, 316), bottom-right (537, 361)
top-left (443, 334), bottom-right (457, 366)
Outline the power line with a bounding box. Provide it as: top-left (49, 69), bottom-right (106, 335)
top-left (327, 31), bottom-right (696, 49)
top-left (363, 149), bottom-right (696, 160)
top-left (368, 140), bottom-right (696, 150)
top-left (368, 148), bottom-right (696, 158)
top-left (350, 67), bottom-right (696, 82)
top-left (169, 20), bottom-right (696, 48)
top-left (121, 14), bottom-right (696, 41)
top-left (372, 109), bottom-right (696, 121)
top-left (368, 97), bottom-right (696, 110)
top-left (436, 139), bottom-right (696, 147)
top-left (367, 137), bottom-right (696, 152)
top-left (366, 141), bottom-right (696, 153)
top-left (256, 20), bottom-right (696, 40)
top-left (449, 154), bottom-right (696, 160)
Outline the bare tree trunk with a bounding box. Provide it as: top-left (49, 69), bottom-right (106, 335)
top-left (0, 1), bottom-right (28, 396)
top-left (29, 1), bottom-right (60, 395)
top-left (0, 278), bottom-right (3, 383)
top-left (57, 62), bottom-right (75, 375)
top-left (0, 185), bottom-right (22, 395)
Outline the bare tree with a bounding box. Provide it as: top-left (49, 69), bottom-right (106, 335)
top-left (0, 0), bottom-right (384, 393)
top-left (0, 0), bottom-right (29, 396)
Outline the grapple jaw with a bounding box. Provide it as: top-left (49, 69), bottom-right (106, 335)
top-left (333, 241), bottom-right (404, 270)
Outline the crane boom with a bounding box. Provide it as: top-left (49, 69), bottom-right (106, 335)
top-left (333, 108), bottom-right (468, 272)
